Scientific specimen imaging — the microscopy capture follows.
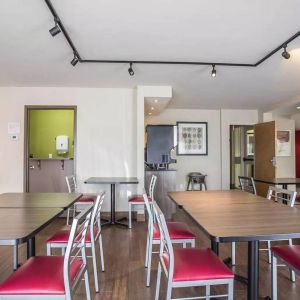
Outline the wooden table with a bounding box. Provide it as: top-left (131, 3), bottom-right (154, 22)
top-left (0, 192), bottom-right (82, 259)
top-left (85, 177), bottom-right (139, 226)
top-left (168, 190), bottom-right (300, 300)
top-left (254, 177), bottom-right (300, 189)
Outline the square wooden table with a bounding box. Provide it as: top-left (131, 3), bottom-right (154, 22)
top-left (168, 190), bottom-right (300, 300)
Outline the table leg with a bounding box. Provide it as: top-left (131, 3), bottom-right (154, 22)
top-left (211, 240), bottom-right (219, 255)
top-left (248, 240), bottom-right (259, 300)
top-left (27, 237), bottom-right (36, 258)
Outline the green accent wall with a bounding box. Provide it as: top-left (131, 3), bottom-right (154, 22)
top-left (29, 110), bottom-right (74, 159)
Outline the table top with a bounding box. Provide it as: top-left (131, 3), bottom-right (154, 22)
top-left (85, 177), bottom-right (139, 184)
top-left (168, 190), bottom-right (300, 242)
top-left (0, 207), bottom-right (63, 245)
top-left (254, 177), bottom-right (300, 185)
top-left (0, 193), bottom-right (82, 209)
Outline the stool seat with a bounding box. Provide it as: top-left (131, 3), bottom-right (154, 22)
top-left (153, 222), bottom-right (196, 241)
top-left (163, 248), bottom-right (234, 282)
top-left (77, 195), bottom-right (96, 203)
top-left (129, 195), bottom-right (152, 203)
top-left (272, 245), bottom-right (300, 271)
top-left (0, 256), bottom-right (82, 295)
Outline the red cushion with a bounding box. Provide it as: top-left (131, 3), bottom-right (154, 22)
top-left (128, 195), bottom-right (152, 203)
top-left (0, 256), bottom-right (82, 295)
top-left (163, 248), bottom-right (234, 282)
top-left (272, 245), bottom-right (300, 271)
top-left (76, 195), bottom-right (96, 203)
top-left (47, 226), bottom-right (98, 244)
top-left (153, 222), bottom-right (196, 241)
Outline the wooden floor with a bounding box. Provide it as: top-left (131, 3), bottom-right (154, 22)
top-left (0, 209), bottom-right (300, 300)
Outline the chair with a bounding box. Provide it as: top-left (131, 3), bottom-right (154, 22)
top-left (143, 192), bottom-right (196, 287)
top-left (271, 245), bottom-right (300, 300)
top-left (66, 175), bottom-right (96, 225)
top-left (128, 174), bottom-right (157, 229)
top-left (260, 186), bottom-right (296, 282)
top-left (231, 176), bottom-right (257, 265)
top-left (0, 204), bottom-right (93, 300)
top-left (238, 176), bottom-right (257, 195)
top-left (153, 202), bottom-right (234, 300)
top-left (186, 172), bottom-right (207, 191)
top-left (47, 193), bottom-right (105, 293)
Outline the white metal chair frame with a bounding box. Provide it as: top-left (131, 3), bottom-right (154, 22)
top-left (128, 174), bottom-right (157, 229)
top-left (271, 249), bottom-right (300, 300)
top-left (143, 190), bottom-right (195, 287)
top-left (153, 202), bottom-right (234, 300)
top-left (47, 193), bottom-right (105, 293)
top-left (0, 205), bottom-right (93, 300)
top-left (231, 176), bottom-right (257, 265)
top-left (261, 186), bottom-right (297, 282)
top-left (66, 175), bottom-right (94, 225)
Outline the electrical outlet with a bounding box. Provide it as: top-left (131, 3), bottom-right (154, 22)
top-left (10, 135), bottom-right (19, 141)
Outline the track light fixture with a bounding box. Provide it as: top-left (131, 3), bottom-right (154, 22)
top-left (282, 44), bottom-right (290, 59)
top-left (49, 18), bottom-right (61, 37)
top-left (70, 53), bottom-right (79, 66)
top-left (128, 62), bottom-right (134, 76)
top-left (211, 64), bottom-right (217, 77)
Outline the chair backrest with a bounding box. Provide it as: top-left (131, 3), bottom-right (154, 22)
top-left (90, 192), bottom-right (105, 242)
top-left (66, 175), bottom-right (77, 193)
top-left (152, 201), bottom-right (175, 281)
top-left (143, 190), bottom-right (155, 236)
top-left (64, 203), bottom-right (93, 298)
top-left (267, 186), bottom-right (297, 207)
top-left (148, 175), bottom-right (157, 201)
top-left (238, 176), bottom-right (257, 195)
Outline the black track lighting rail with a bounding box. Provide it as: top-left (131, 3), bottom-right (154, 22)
top-left (44, 0), bottom-right (300, 68)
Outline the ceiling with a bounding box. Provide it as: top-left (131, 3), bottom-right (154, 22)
top-left (0, 0), bottom-right (300, 110)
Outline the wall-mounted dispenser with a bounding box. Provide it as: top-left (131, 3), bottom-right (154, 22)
top-left (56, 135), bottom-right (69, 155)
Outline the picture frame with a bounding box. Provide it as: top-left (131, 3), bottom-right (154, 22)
top-left (276, 130), bottom-right (291, 157)
top-left (176, 122), bottom-right (208, 156)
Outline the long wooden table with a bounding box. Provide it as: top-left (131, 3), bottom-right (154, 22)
top-left (168, 190), bottom-right (300, 300)
top-left (0, 193), bottom-right (82, 258)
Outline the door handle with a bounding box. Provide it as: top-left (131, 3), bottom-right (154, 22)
top-left (270, 157), bottom-right (276, 167)
top-left (29, 165), bottom-right (35, 169)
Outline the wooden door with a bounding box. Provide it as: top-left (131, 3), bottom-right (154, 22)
top-left (254, 121), bottom-right (276, 196)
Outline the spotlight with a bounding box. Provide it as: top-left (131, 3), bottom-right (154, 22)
top-left (211, 64), bottom-right (217, 78)
top-left (282, 45), bottom-right (290, 59)
top-left (128, 62), bottom-right (134, 76)
top-left (49, 19), bottom-right (61, 37)
top-left (70, 53), bottom-right (79, 66)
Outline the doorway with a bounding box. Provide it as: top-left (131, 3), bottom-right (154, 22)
top-left (24, 106), bottom-right (77, 192)
top-left (230, 125), bottom-right (254, 189)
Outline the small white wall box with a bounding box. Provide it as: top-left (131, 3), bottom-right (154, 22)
top-left (56, 135), bottom-right (69, 155)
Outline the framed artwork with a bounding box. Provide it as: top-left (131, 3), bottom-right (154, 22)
top-left (276, 130), bottom-right (291, 157)
top-left (246, 132), bottom-right (254, 156)
top-left (177, 122), bottom-right (208, 155)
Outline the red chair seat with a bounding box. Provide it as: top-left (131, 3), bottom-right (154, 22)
top-left (47, 226), bottom-right (98, 244)
top-left (163, 248), bottom-right (234, 282)
top-left (0, 256), bottom-right (82, 295)
top-left (76, 195), bottom-right (96, 203)
top-left (128, 195), bottom-right (152, 203)
top-left (272, 245), bottom-right (300, 271)
top-left (153, 222), bottom-right (196, 241)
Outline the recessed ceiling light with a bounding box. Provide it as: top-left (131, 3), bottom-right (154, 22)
top-left (148, 112), bottom-right (152, 115)
top-left (297, 106), bottom-right (300, 110)
top-left (154, 99), bottom-right (158, 103)
top-left (151, 107), bottom-right (154, 110)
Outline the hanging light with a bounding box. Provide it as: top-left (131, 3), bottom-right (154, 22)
top-left (70, 53), bottom-right (79, 66)
top-left (128, 62), bottom-right (134, 76)
top-left (49, 18), bottom-right (61, 37)
top-left (211, 64), bottom-right (217, 77)
top-left (282, 44), bottom-right (290, 59)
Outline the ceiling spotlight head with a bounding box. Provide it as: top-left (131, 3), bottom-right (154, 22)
top-left (282, 45), bottom-right (290, 59)
top-left (70, 54), bottom-right (79, 66)
top-left (49, 19), bottom-right (61, 37)
top-left (128, 63), bottom-right (134, 76)
top-left (211, 64), bottom-right (217, 78)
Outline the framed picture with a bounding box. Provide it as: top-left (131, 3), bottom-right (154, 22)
top-left (177, 122), bottom-right (208, 155)
top-left (246, 132), bottom-right (254, 156)
top-left (276, 130), bottom-right (291, 157)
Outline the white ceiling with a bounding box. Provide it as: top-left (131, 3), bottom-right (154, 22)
top-left (0, 0), bottom-right (300, 109)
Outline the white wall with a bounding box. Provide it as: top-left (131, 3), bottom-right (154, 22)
top-left (0, 87), bottom-right (137, 211)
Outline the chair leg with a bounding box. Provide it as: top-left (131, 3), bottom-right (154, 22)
top-left (72, 204), bottom-right (76, 220)
top-left (267, 241), bottom-right (271, 264)
top-left (155, 262), bottom-right (162, 300)
top-left (165, 279), bottom-right (172, 300)
top-left (84, 269), bottom-right (91, 300)
top-left (205, 285), bottom-right (210, 300)
top-left (61, 248), bottom-right (65, 256)
top-left (13, 245), bottom-right (18, 270)
top-left (183, 242), bottom-right (186, 248)
top-left (99, 235), bottom-right (105, 272)
top-left (228, 280), bottom-right (234, 300)
top-left (271, 255), bottom-right (278, 300)
top-left (231, 242), bottom-right (236, 265)
top-left (47, 244), bottom-right (52, 256)
top-left (66, 208), bottom-right (70, 225)
top-left (145, 233), bottom-right (150, 267)
top-left (91, 242), bottom-right (99, 293)
top-left (128, 203), bottom-right (132, 229)
top-left (191, 239), bottom-right (195, 248)
top-left (288, 239), bottom-right (295, 282)
top-left (146, 238), bottom-right (153, 287)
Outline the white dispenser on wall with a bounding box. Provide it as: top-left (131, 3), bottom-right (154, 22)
top-left (56, 135), bottom-right (69, 155)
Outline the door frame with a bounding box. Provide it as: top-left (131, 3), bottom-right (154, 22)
top-left (23, 105), bottom-right (77, 192)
